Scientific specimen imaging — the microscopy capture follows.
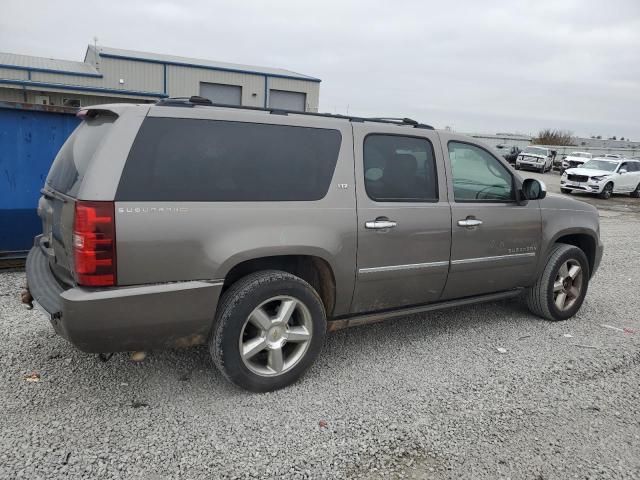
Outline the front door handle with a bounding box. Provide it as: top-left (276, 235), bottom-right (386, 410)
top-left (457, 218), bottom-right (483, 228)
top-left (365, 219), bottom-right (398, 229)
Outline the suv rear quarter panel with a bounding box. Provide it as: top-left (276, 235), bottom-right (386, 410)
top-left (114, 107), bottom-right (357, 316)
top-left (76, 104), bottom-right (151, 200)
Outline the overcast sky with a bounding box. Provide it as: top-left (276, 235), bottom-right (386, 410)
top-left (1, 0), bottom-right (639, 138)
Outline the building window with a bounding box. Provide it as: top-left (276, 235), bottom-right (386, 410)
top-left (63, 98), bottom-right (81, 108)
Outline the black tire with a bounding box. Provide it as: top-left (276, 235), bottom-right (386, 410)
top-left (631, 183), bottom-right (640, 198)
top-left (560, 188), bottom-right (571, 194)
top-left (525, 243), bottom-right (590, 321)
top-left (598, 182), bottom-right (613, 199)
top-left (210, 270), bottom-right (326, 392)
top-left (515, 164), bottom-right (521, 170)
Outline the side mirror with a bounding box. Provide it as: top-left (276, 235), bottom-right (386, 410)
top-left (522, 178), bottom-right (547, 201)
top-left (619, 169), bottom-right (627, 174)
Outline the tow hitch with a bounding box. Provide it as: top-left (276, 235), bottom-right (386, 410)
top-left (21, 288), bottom-right (33, 310)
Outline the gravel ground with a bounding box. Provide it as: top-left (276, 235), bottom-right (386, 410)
top-left (1, 214), bottom-right (639, 479)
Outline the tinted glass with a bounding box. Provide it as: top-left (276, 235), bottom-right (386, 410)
top-left (583, 159), bottom-right (617, 171)
top-left (448, 142), bottom-right (514, 202)
top-left (523, 147), bottom-right (548, 156)
top-left (46, 115), bottom-right (115, 197)
top-left (363, 134), bottom-right (438, 202)
top-left (117, 118), bottom-right (342, 201)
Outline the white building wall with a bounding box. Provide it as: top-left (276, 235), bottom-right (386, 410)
top-left (97, 57), bottom-right (164, 93)
top-left (0, 68), bottom-right (28, 80)
top-left (166, 65), bottom-right (265, 107)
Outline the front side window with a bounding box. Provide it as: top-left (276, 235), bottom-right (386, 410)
top-left (363, 134), bottom-right (438, 202)
top-left (448, 142), bottom-right (514, 202)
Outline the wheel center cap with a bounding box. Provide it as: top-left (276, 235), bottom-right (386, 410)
top-left (563, 278), bottom-right (571, 291)
top-left (266, 326), bottom-right (286, 348)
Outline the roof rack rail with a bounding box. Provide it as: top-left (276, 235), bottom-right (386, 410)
top-left (154, 97), bottom-right (434, 129)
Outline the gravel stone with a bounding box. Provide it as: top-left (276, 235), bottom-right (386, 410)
top-left (1, 214), bottom-right (639, 479)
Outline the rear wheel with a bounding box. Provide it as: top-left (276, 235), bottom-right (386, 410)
top-left (210, 270), bottom-right (326, 392)
top-left (526, 243), bottom-right (589, 321)
top-left (598, 182), bottom-right (613, 199)
top-left (631, 183), bottom-right (640, 198)
top-left (560, 188), bottom-right (571, 194)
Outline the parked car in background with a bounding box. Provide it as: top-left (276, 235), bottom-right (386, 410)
top-left (515, 146), bottom-right (554, 172)
top-left (495, 145), bottom-right (521, 164)
top-left (603, 154), bottom-right (622, 159)
top-left (24, 98), bottom-right (603, 392)
top-left (561, 158), bottom-right (640, 199)
top-left (561, 152), bottom-right (593, 172)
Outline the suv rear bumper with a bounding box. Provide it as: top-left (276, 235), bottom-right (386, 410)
top-left (26, 245), bottom-right (223, 353)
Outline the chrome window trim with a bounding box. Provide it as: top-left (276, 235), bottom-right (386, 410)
top-left (359, 252), bottom-right (535, 274)
top-left (358, 260), bottom-right (449, 274)
top-left (451, 252), bottom-right (535, 265)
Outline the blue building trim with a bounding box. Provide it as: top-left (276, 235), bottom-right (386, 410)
top-left (0, 78), bottom-right (167, 98)
top-left (0, 63), bottom-right (103, 78)
top-left (163, 63), bottom-right (167, 94)
top-left (99, 52), bottom-right (322, 83)
top-left (264, 76), bottom-right (268, 108)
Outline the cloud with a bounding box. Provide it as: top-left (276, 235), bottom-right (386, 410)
top-left (1, 0), bottom-right (638, 137)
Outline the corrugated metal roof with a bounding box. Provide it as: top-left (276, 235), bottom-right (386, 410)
top-left (0, 51), bottom-right (100, 76)
top-left (94, 45), bottom-right (320, 81)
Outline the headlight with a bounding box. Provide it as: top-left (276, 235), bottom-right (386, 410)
top-left (591, 175), bottom-right (609, 182)
top-left (561, 171), bottom-right (567, 177)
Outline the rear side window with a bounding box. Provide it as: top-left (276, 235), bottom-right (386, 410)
top-left (46, 115), bottom-right (115, 197)
top-left (116, 118), bottom-right (342, 201)
top-left (363, 134), bottom-right (438, 202)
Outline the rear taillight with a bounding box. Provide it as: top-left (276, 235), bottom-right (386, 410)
top-left (73, 201), bottom-right (116, 287)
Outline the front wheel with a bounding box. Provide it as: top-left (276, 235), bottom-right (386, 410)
top-left (210, 270), bottom-right (327, 392)
top-left (598, 182), bottom-right (613, 199)
top-left (560, 188), bottom-right (571, 194)
top-left (515, 164), bottom-right (521, 170)
top-left (525, 243), bottom-right (589, 321)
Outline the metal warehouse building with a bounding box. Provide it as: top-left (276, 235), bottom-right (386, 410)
top-left (0, 44), bottom-right (321, 111)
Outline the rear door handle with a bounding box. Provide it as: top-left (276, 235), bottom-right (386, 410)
top-left (457, 218), bottom-right (483, 228)
top-left (365, 219), bottom-right (397, 229)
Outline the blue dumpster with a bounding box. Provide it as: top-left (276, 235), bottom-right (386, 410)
top-left (0, 102), bottom-right (79, 258)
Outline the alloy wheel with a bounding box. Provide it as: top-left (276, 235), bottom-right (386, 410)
top-left (239, 296), bottom-right (313, 376)
top-left (552, 260), bottom-right (583, 311)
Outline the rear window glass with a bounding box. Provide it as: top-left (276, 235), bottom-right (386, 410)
top-left (46, 116), bottom-right (115, 197)
top-left (116, 118), bottom-right (342, 202)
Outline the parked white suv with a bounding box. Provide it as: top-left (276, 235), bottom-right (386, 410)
top-left (515, 146), bottom-right (553, 173)
top-left (561, 158), bottom-right (640, 199)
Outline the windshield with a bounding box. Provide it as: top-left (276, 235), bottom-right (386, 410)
top-left (581, 159), bottom-right (618, 172)
top-left (570, 152), bottom-right (590, 158)
top-left (523, 147), bottom-right (547, 156)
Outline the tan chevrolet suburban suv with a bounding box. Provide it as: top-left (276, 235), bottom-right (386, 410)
top-left (24, 97), bottom-right (603, 392)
